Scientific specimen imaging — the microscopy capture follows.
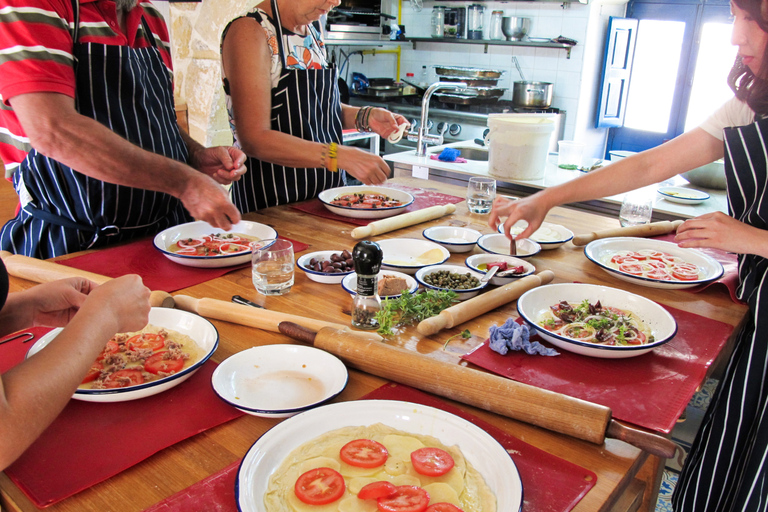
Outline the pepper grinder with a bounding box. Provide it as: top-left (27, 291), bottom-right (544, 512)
top-left (351, 240), bottom-right (383, 330)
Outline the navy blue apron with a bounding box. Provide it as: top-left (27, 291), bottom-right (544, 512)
top-left (226, 0), bottom-right (345, 213)
top-left (0, 0), bottom-right (189, 259)
top-left (673, 117), bottom-right (768, 511)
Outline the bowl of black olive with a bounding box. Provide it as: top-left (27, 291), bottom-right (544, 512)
top-left (415, 264), bottom-right (488, 300)
top-left (296, 250), bottom-right (355, 284)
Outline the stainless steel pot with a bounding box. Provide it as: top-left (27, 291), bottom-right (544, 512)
top-left (512, 81), bottom-right (553, 108)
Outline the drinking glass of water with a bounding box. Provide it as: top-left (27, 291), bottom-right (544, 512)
top-left (252, 239), bottom-right (294, 295)
top-left (467, 177), bottom-right (496, 214)
top-left (619, 189), bottom-right (654, 227)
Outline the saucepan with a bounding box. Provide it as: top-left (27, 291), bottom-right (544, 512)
top-left (512, 81), bottom-right (553, 108)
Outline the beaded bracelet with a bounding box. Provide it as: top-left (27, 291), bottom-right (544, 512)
top-left (320, 143), bottom-right (328, 169)
top-left (363, 107), bottom-right (374, 132)
top-left (355, 106), bottom-right (371, 133)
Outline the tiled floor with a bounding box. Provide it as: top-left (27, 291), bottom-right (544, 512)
top-left (654, 378), bottom-right (718, 512)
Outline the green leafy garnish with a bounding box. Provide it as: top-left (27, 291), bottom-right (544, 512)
top-left (375, 289), bottom-right (458, 336)
top-left (443, 329), bottom-right (471, 349)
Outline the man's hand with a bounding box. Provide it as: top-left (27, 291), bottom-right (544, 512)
top-left (179, 173), bottom-right (241, 230)
top-left (189, 146), bottom-right (247, 185)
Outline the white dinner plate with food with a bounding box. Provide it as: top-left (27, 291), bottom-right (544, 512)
top-left (584, 237), bottom-right (724, 289)
top-left (378, 238), bottom-right (450, 274)
top-left (497, 220), bottom-right (574, 250)
top-left (211, 345), bottom-right (348, 418)
top-left (235, 400), bottom-right (523, 512)
top-left (517, 283), bottom-right (677, 358)
top-left (415, 264), bottom-right (488, 300)
top-left (342, 270), bottom-right (418, 298)
top-left (26, 308), bottom-right (218, 402)
top-left (465, 253), bottom-right (535, 286)
top-left (657, 186), bottom-right (710, 205)
top-left (153, 220), bottom-right (277, 268)
top-left (317, 185), bottom-right (414, 219)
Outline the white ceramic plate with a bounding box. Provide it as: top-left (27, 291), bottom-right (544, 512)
top-left (415, 264), bottom-right (488, 300)
top-left (584, 237), bottom-right (724, 289)
top-left (317, 186), bottom-right (414, 219)
top-left (153, 220), bottom-right (277, 268)
top-left (235, 400), bottom-right (522, 512)
top-left (657, 186), bottom-right (710, 205)
top-left (517, 283), bottom-right (677, 358)
top-left (296, 250), bottom-right (355, 284)
top-left (341, 270), bottom-right (418, 298)
top-left (378, 238), bottom-right (450, 275)
top-left (497, 221), bottom-right (574, 250)
top-left (26, 308), bottom-right (218, 402)
top-left (477, 233), bottom-right (541, 258)
top-left (211, 345), bottom-right (348, 418)
top-left (422, 226), bottom-right (482, 253)
top-left (465, 253), bottom-right (535, 286)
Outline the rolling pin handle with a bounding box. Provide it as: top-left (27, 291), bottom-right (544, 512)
top-left (149, 290), bottom-right (175, 308)
top-left (278, 321), bottom-right (319, 344)
top-left (606, 420), bottom-right (678, 459)
top-left (351, 226), bottom-right (374, 240)
top-left (537, 269), bottom-right (556, 285)
top-left (571, 233), bottom-right (595, 247)
top-left (417, 311), bottom-right (451, 336)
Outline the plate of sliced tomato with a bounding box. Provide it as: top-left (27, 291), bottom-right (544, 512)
top-left (318, 186), bottom-right (414, 219)
top-left (236, 400), bottom-right (522, 512)
top-left (584, 237), bottom-right (724, 290)
top-left (153, 220), bottom-right (278, 268)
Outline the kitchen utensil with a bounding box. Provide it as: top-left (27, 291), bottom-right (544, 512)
top-left (434, 93), bottom-right (502, 105)
top-left (351, 203), bottom-right (457, 239)
top-left (510, 239), bottom-right (517, 255)
top-left (682, 160), bottom-right (727, 190)
top-left (571, 219), bottom-right (684, 246)
top-left (512, 81), bottom-right (553, 108)
top-left (502, 16), bottom-right (531, 41)
top-left (480, 265), bottom-right (499, 282)
top-left (439, 76), bottom-right (500, 87)
top-left (0, 251), bottom-right (174, 308)
top-left (489, 10), bottom-right (504, 41)
top-left (232, 295), bottom-right (265, 309)
top-left (0, 331), bottom-right (34, 345)
top-left (277, 321), bottom-right (678, 458)
top-left (446, 86), bottom-right (505, 98)
top-left (430, 6), bottom-right (444, 38)
top-left (443, 7), bottom-right (460, 38)
top-left (434, 66), bottom-right (504, 79)
top-left (465, 254), bottom-right (535, 285)
top-left (466, 4), bottom-right (484, 39)
top-left (512, 56), bottom-right (525, 81)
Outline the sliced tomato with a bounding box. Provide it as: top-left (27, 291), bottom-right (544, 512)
top-left (647, 268), bottom-right (673, 281)
top-left (103, 369), bottom-right (144, 388)
top-left (376, 486), bottom-right (430, 512)
top-left (426, 504), bottom-right (464, 512)
top-left (177, 237), bottom-right (205, 248)
top-left (339, 439), bottom-right (389, 468)
top-left (618, 262), bottom-right (644, 276)
top-left (97, 339), bottom-right (121, 360)
top-left (81, 361), bottom-right (104, 384)
top-left (357, 481), bottom-right (397, 500)
top-left (218, 242), bottom-right (249, 254)
top-left (625, 330), bottom-right (647, 346)
top-left (294, 467), bottom-right (345, 505)
top-left (144, 351), bottom-right (185, 375)
top-left (127, 333), bottom-right (165, 352)
top-left (175, 246), bottom-right (200, 256)
top-left (410, 447), bottom-right (455, 477)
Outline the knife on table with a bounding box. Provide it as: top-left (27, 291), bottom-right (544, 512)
top-left (232, 295), bottom-right (265, 309)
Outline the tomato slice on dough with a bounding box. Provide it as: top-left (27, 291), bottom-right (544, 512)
top-left (410, 447), bottom-right (455, 477)
top-left (144, 351), bottom-right (185, 375)
top-left (377, 486), bottom-right (430, 512)
top-left (81, 361), bottom-right (104, 384)
top-left (103, 369), bottom-right (144, 389)
top-left (426, 504), bottom-right (465, 512)
top-left (294, 467), bottom-right (345, 505)
top-left (357, 480), bottom-right (397, 500)
top-left (127, 333), bottom-right (165, 352)
top-left (340, 439), bottom-right (389, 468)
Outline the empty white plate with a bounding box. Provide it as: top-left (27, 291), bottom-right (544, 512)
top-left (657, 186), bottom-right (710, 205)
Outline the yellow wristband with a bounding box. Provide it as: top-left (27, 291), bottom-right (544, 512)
top-left (328, 142), bottom-right (338, 173)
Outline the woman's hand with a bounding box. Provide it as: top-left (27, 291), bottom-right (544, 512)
top-left (77, 275), bottom-right (152, 335)
top-left (489, 194), bottom-right (552, 240)
top-left (337, 145), bottom-right (390, 185)
top-left (676, 212), bottom-right (768, 257)
top-left (367, 108), bottom-right (409, 139)
top-left (189, 146), bottom-right (247, 185)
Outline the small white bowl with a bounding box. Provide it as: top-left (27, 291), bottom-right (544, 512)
top-left (153, 220), bottom-right (277, 268)
top-left (211, 345), bottom-right (348, 418)
top-left (477, 233), bottom-right (541, 258)
top-left (341, 270), bottom-right (418, 299)
top-left (465, 253), bottom-right (535, 285)
top-left (26, 308), bottom-right (219, 402)
top-left (517, 283), bottom-right (677, 359)
top-left (415, 264), bottom-right (487, 300)
top-left (317, 186), bottom-right (414, 219)
top-left (657, 186), bottom-right (710, 205)
top-left (296, 250), bottom-right (355, 284)
top-left (422, 226), bottom-right (482, 253)
top-left (497, 221), bottom-right (574, 250)
top-left (378, 238), bottom-right (451, 275)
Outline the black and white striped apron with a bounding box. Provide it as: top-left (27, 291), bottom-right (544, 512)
top-left (0, 0), bottom-right (189, 259)
top-left (673, 117), bottom-right (768, 511)
top-left (227, 0), bottom-right (345, 213)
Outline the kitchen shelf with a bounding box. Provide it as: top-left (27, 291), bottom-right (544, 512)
top-left (405, 37), bottom-right (575, 59)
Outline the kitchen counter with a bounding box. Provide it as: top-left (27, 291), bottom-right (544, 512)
top-left (385, 140), bottom-right (729, 222)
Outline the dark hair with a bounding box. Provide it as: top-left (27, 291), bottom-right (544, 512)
top-left (729, 0), bottom-right (768, 115)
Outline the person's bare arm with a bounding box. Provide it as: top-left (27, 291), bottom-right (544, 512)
top-left (9, 93), bottom-right (240, 229)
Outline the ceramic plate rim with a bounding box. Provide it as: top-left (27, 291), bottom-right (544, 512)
top-left (465, 253), bottom-right (536, 279)
top-left (496, 221), bottom-right (574, 247)
top-left (378, 238), bottom-right (451, 270)
top-left (317, 185), bottom-right (415, 218)
top-left (657, 186), bottom-right (710, 204)
top-left (415, 264), bottom-right (488, 293)
top-left (422, 226), bottom-right (482, 247)
top-left (296, 250), bottom-right (355, 277)
top-left (477, 233), bottom-right (542, 258)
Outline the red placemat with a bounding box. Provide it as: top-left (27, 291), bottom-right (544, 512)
top-left (462, 306), bottom-right (734, 434)
top-left (57, 236), bottom-right (308, 293)
top-left (0, 329), bottom-right (244, 508)
top-left (290, 184), bottom-right (464, 226)
top-left (145, 384), bottom-right (596, 512)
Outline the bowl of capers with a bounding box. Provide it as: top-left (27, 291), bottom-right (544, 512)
top-left (415, 264), bottom-right (488, 300)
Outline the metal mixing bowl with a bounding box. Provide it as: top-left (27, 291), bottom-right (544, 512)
top-left (681, 160), bottom-right (727, 190)
top-left (502, 17), bottom-right (531, 41)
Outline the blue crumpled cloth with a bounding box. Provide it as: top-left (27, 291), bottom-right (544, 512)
top-left (437, 147), bottom-right (461, 162)
top-left (489, 318), bottom-right (559, 356)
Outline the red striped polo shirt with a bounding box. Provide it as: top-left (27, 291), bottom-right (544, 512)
top-left (0, 0), bottom-right (174, 176)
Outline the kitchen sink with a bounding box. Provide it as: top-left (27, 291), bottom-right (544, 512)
top-left (430, 146), bottom-right (489, 162)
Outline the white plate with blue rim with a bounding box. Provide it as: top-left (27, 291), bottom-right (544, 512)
top-left (497, 221), bottom-right (574, 250)
top-left (657, 186), bottom-right (710, 205)
top-left (378, 238), bottom-right (450, 275)
top-left (341, 270), bottom-right (418, 299)
top-left (317, 186), bottom-right (414, 219)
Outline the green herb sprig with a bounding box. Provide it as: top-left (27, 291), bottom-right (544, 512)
top-left (443, 329), bottom-right (471, 349)
top-left (375, 289), bottom-right (458, 336)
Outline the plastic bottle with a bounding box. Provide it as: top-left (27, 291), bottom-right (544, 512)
top-left (351, 240), bottom-right (383, 330)
top-left (419, 65), bottom-right (429, 88)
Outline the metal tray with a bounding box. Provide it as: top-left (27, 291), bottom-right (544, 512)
top-left (434, 66), bottom-right (505, 79)
top-left (440, 76), bottom-right (500, 87)
top-left (435, 92), bottom-right (502, 105)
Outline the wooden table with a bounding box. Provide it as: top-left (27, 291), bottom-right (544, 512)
top-left (0, 177), bottom-right (748, 512)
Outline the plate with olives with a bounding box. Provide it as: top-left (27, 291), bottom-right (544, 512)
top-left (296, 250), bottom-right (355, 284)
top-left (415, 264), bottom-right (488, 300)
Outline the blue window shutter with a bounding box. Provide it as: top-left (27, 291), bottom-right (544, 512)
top-left (596, 17), bottom-right (639, 128)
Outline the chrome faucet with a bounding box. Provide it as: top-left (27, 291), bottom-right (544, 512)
top-left (408, 81), bottom-right (468, 157)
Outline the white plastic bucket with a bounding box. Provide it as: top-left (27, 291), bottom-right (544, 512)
top-left (485, 114), bottom-right (555, 180)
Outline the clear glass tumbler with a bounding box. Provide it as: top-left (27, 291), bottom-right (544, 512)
top-left (466, 177), bottom-right (496, 214)
top-left (251, 239), bottom-right (294, 295)
top-left (619, 189), bottom-right (654, 227)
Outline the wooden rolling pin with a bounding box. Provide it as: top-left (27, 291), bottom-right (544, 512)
top-left (279, 323), bottom-right (678, 459)
top-left (571, 219), bottom-right (684, 246)
top-left (351, 204), bottom-right (456, 239)
top-left (0, 251), bottom-right (173, 307)
top-left (172, 295), bottom-right (383, 342)
top-left (418, 270), bottom-right (554, 336)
